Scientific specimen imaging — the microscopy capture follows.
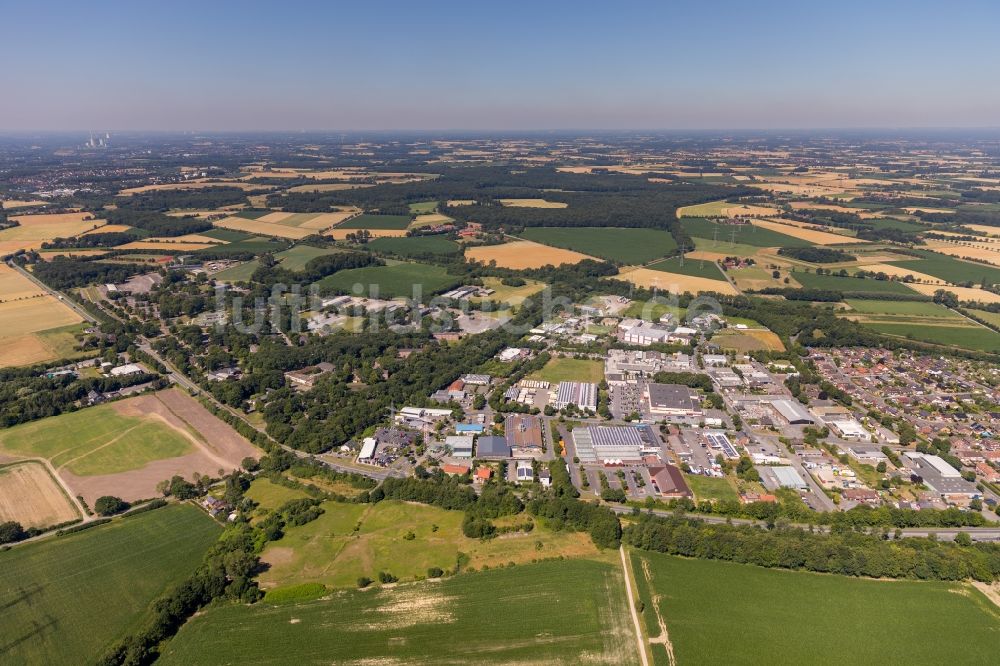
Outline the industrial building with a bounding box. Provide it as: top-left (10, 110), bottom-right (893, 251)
top-left (445, 435), bottom-right (475, 458)
top-left (768, 399), bottom-right (815, 425)
top-left (645, 383), bottom-right (703, 420)
top-left (475, 435), bottom-right (510, 459)
top-left (648, 465), bottom-right (692, 498)
top-left (554, 381), bottom-right (598, 410)
top-left (504, 414), bottom-right (544, 458)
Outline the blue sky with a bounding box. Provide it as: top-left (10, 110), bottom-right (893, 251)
top-left (2, 0), bottom-right (999, 130)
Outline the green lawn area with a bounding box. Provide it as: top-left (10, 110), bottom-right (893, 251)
top-left (518, 227), bottom-right (678, 264)
top-left (31, 322), bottom-right (95, 363)
top-left (865, 321), bottom-right (1000, 353)
top-left (683, 474), bottom-right (738, 502)
top-left (0, 504), bottom-right (220, 665)
top-left (257, 500), bottom-right (602, 590)
top-left (683, 217), bottom-right (812, 247)
top-left (622, 300), bottom-right (685, 322)
top-left (646, 255), bottom-right (726, 279)
top-left (843, 299), bottom-right (961, 318)
top-left (159, 559), bottom-right (637, 666)
top-left (632, 551), bottom-right (1000, 665)
top-left (338, 214), bottom-right (413, 230)
top-left (0, 401), bottom-right (193, 476)
top-left (367, 235), bottom-right (462, 256)
top-left (790, 271), bottom-right (918, 294)
top-left (408, 200), bottom-right (439, 214)
top-left (244, 477), bottom-right (311, 511)
top-left (887, 249), bottom-right (1000, 287)
top-left (315, 261), bottom-right (459, 300)
top-left (528, 357), bottom-right (604, 384)
top-left (273, 244), bottom-right (340, 271)
top-left (212, 259), bottom-right (260, 282)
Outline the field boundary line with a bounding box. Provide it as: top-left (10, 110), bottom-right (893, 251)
top-left (619, 546), bottom-right (650, 666)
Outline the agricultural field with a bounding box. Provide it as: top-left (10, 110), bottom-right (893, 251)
top-left (160, 558), bottom-right (636, 666)
top-left (0, 212), bottom-right (105, 250)
top-left (682, 217), bottom-right (813, 248)
top-left (865, 321), bottom-right (1000, 353)
top-left (645, 255), bottom-right (725, 279)
top-left (244, 477), bottom-right (312, 511)
top-left (0, 264), bottom-right (85, 367)
top-left (969, 309), bottom-right (1000, 328)
top-left (751, 218), bottom-right (867, 245)
top-left (518, 227), bottom-right (677, 264)
top-left (683, 473), bottom-right (738, 503)
top-left (0, 389), bottom-right (258, 504)
top-left (676, 199), bottom-right (778, 218)
top-left (0, 461), bottom-right (80, 528)
top-left (616, 266), bottom-right (738, 295)
top-left (0, 504), bottom-right (221, 665)
top-left (631, 551), bottom-right (1000, 665)
top-left (691, 236), bottom-right (764, 258)
top-left (367, 235), bottom-right (462, 256)
top-left (270, 244), bottom-right (340, 271)
top-left (904, 283), bottom-right (1000, 304)
top-left (529, 357), bottom-right (604, 384)
top-left (789, 271), bottom-right (919, 294)
top-left (213, 214), bottom-right (314, 239)
top-left (338, 213), bottom-right (412, 230)
top-left (466, 239), bottom-right (595, 269)
top-left (842, 299), bottom-right (963, 318)
top-left (887, 250), bottom-right (1000, 287)
top-left (408, 200), bottom-right (439, 213)
top-left (713, 328), bottom-right (785, 352)
top-left (315, 260), bottom-right (458, 299)
top-left (622, 300), bottom-right (685, 322)
top-left (498, 198), bottom-right (569, 208)
top-left (926, 239), bottom-right (1000, 267)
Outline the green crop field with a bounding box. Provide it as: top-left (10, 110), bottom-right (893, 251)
top-left (159, 559), bottom-right (637, 666)
top-left (843, 299), bottom-right (960, 318)
top-left (692, 236), bottom-right (763, 257)
top-left (790, 271), bottom-right (918, 294)
top-left (273, 244), bottom-right (340, 271)
top-left (683, 217), bottom-right (812, 247)
top-left (0, 402), bottom-right (192, 476)
top-left (0, 504), bottom-right (220, 665)
top-left (631, 551), bottom-right (1000, 665)
top-left (338, 214), bottom-right (412, 230)
top-left (196, 235), bottom-right (287, 257)
top-left (315, 261), bottom-right (459, 299)
top-left (212, 259), bottom-right (260, 282)
top-left (257, 499), bottom-right (602, 590)
top-left (518, 227), bottom-right (678, 264)
top-left (683, 474), bottom-right (738, 502)
top-left (233, 210), bottom-right (272, 220)
top-left (646, 255), bottom-right (726, 280)
top-left (887, 249), bottom-right (1000, 287)
top-left (866, 217), bottom-right (927, 233)
top-left (408, 200), bottom-right (439, 214)
top-left (969, 309), bottom-right (1000, 328)
top-left (368, 235), bottom-right (462, 256)
top-left (865, 322), bottom-right (1000, 353)
top-left (529, 357), bottom-right (604, 384)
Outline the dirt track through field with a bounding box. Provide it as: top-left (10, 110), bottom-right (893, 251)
top-left (639, 556), bottom-right (676, 666)
top-left (620, 547), bottom-right (651, 666)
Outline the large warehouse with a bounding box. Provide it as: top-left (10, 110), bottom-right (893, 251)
top-left (554, 381), bottom-right (598, 410)
top-left (645, 383), bottom-right (703, 420)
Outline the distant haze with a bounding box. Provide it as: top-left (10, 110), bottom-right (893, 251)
top-left (3, 0), bottom-right (1000, 131)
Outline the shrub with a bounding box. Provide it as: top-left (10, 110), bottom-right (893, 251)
top-left (94, 496), bottom-right (130, 516)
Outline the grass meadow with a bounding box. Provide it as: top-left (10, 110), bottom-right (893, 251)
top-left (631, 551), bottom-right (1000, 665)
top-left (159, 559), bottom-right (638, 665)
top-left (683, 474), bottom-right (738, 503)
top-left (865, 322), bottom-right (1000, 353)
top-left (367, 235), bottom-right (462, 256)
top-left (0, 504), bottom-right (220, 664)
top-left (529, 357), bottom-right (605, 384)
top-left (888, 249), bottom-right (1000, 287)
top-left (315, 261), bottom-right (459, 299)
top-left (790, 271), bottom-right (918, 294)
top-left (645, 255), bottom-right (726, 280)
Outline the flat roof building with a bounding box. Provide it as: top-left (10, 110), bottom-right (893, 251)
top-left (646, 383), bottom-right (703, 420)
top-left (505, 414), bottom-right (544, 459)
top-left (554, 381), bottom-right (599, 410)
top-left (769, 399), bottom-right (815, 425)
top-left (476, 435), bottom-right (510, 459)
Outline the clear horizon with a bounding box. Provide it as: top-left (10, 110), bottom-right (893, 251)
top-left (3, 0), bottom-right (1000, 131)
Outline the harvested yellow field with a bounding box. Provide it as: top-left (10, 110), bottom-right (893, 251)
top-left (118, 180), bottom-right (272, 195)
top-left (852, 263), bottom-right (946, 285)
top-left (0, 212), bottom-right (104, 247)
top-left (498, 198), bottom-right (569, 208)
top-left (300, 209), bottom-right (362, 230)
top-left (0, 240), bottom-right (39, 255)
top-left (965, 224), bottom-right (1000, 238)
top-left (38, 249), bottom-right (109, 259)
top-left (1, 200), bottom-right (49, 209)
top-left (788, 201), bottom-right (885, 219)
top-left (752, 218), bottom-right (867, 245)
top-left (466, 240), bottom-right (594, 269)
top-left (324, 228), bottom-right (409, 240)
top-left (0, 296), bottom-right (82, 337)
top-left (905, 283), bottom-right (1000, 304)
top-left (715, 328), bottom-right (785, 352)
top-left (616, 267), bottom-right (738, 295)
top-left (213, 216), bottom-right (313, 239)
top-left (926, 241), bottom-right (1000, 266)
top-left (0, 462), bottom-right (79, 528)
top-left (116, 240), bottom-right (215, 251)
top-left (748, 181), bottom-right (850, 197)
top-left (82, 224), bottom-right (132, 235)
top-left (0, 264), bottom-right (48, 301)
top-left (903, 206), bottom-right (954, 215)
top-left (685, 250), bottom-right (730, 262)
top-left (677, 200), bottom-right (778, 218)
top-left (447, 199), bottom-right (475, 206)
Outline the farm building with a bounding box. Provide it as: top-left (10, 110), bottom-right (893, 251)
top-left (554, 381), bottom-right (598, 410)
